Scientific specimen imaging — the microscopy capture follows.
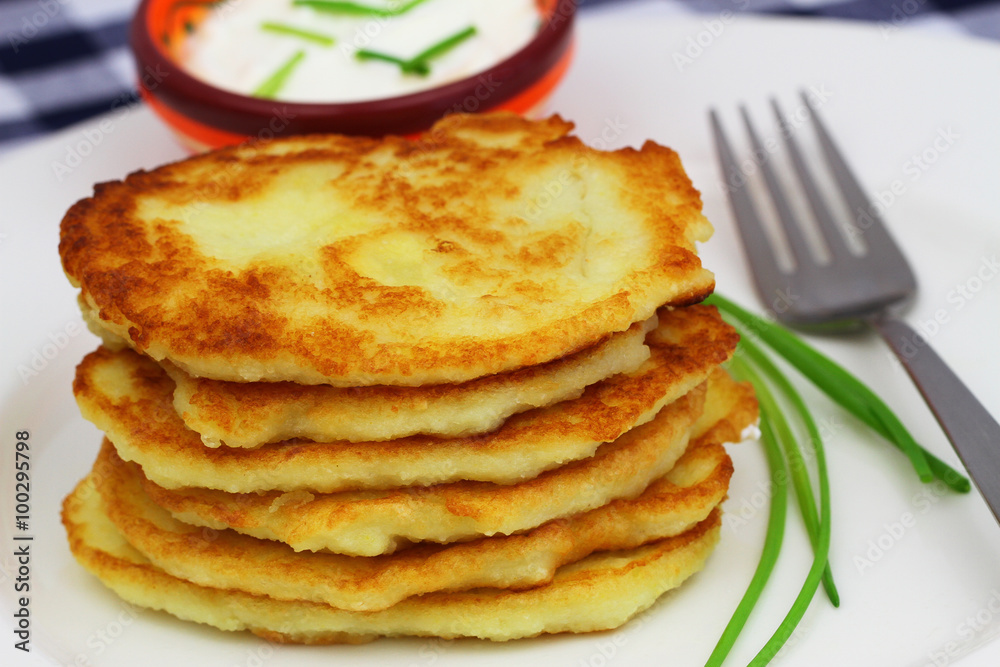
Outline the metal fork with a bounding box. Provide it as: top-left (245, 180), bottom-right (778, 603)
top-left (709, 92), bottom-right (1000, 524)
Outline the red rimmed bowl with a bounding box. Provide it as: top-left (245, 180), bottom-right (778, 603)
top-left (130, 0), bottom-right (576, 151)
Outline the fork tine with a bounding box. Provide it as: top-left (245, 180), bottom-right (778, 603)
top-left (799, 91), bottom-right (913, 265)
top-left (771, 98), bottom-right (856, 265)
top-left (739, 105), bottom-right (814, 269)
top-left (709, 109), bottom-right (787, 297)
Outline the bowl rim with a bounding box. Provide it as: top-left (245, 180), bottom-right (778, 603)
top-left (131, 0), bottom-right (576, 137)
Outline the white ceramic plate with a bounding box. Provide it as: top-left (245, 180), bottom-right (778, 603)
top-left (2, 11), bottom-right (1000, 667)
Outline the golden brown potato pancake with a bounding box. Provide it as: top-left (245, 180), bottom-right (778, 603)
top-left (63, 477), bottom-right (722, 643)
top-left (134, 368), bottom-right (754, 556)
top-left (94, 426), bottom-right (734, 612)
top-left (164, 317), bottom-right (653, 448)
top-left (60, 112), bottom-right (714, 386)
top-left (74, 305), bottom-right (739, 493)
top-left (140, 383), bottom-right (707, 556)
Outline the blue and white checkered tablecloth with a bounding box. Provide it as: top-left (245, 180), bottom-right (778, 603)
top-left (2, 0), bottom-right (1000, 152)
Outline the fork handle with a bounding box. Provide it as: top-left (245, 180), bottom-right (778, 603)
top-left (869, 315), bottom-right (1000, 524)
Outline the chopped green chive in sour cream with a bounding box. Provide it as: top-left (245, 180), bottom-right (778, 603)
top-left (356, 25), bottom-right (477, 76)
top-left (260, 21), bottom-right (336, 47)
top-left (181, 0), bottom-right (539, 103)
top-left (252, 50), bottom-right (306, 98)
top-left (292, 0), bottom-right (432, 17)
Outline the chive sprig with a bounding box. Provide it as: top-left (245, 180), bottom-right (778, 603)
top-left (356, 25), bottom-right (477, 76)
top-left (703, 293), bottom-right (970, 665)
top-left (261, 21), bottom-right (336, 46)
top-left (292, 0), bottom-right (432, 18)
top-left (705, 293), bottom-right (969, 489)
top-left (723, 352), bottom-right (833, 666)
top-left (735, 334), bottom-right (839, 606)
top-left (704, 401), bottom-right (788, 667)
top-left (252, 50), bottom-right (306, 98)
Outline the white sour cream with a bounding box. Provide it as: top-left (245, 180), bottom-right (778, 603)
top-left (182, 0), bottom-right (540, 103)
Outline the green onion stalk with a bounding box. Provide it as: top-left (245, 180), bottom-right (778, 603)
top-left (705, 294), bottom-right (968, 492)
top-left (702, 293), bottom-right (970, 666)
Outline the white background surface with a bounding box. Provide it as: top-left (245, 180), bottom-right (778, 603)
top-left (2, 9), bottom-right (1000, 667)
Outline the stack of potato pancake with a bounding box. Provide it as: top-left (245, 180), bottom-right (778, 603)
top-left (58, 113), bottom-right (756, 643)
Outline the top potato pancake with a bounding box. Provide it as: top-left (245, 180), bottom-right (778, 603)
top-left (60, 112), bottom-right (714, 385)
